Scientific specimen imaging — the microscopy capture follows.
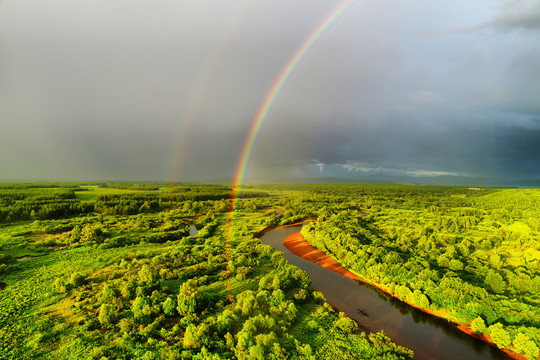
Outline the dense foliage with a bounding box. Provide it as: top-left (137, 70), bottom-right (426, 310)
top-left (0, 183), bottom-right (268, 223)
top-left (262, 183), bottom-right (539, 359)
top-left (0, 183), bottom-right (412, 360)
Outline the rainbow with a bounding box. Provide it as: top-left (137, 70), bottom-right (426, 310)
top-left (231, 0), bottom-right (357, 200)
top-left (219, 0), bottom-right (357, 296)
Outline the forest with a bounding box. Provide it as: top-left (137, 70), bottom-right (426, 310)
top-left (0, 182), bottom-right (538, 359)
top-left (0, 183), bottom-right (412, 360)
top-left (286, 184), bottom-right (540, 359)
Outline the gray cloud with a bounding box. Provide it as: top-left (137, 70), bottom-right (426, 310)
top-left (453, 1), bottom-right (540, 32)
top-left (1, 1), bottom-right (539, 185)
top-left (490, 1), bottom-right (540, 30)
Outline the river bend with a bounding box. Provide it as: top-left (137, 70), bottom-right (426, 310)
top-left (260, 224), bottom-right (511, 360)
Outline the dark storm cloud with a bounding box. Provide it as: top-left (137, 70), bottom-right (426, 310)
top-left (504, 51), bottom-right (540, 116)
top-left (493, 127), bottom-right (540, 174)
top-left (250, 105), bottom-right (540, 182)
top-left (459, 1), bottom-right (540, 122)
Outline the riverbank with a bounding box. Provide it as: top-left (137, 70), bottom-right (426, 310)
top-left (283, 232), bottom-right (358, 281)
top-left (284, 229), bottom-right (521, 360)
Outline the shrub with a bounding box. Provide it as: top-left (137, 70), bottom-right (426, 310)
top-left (335, 313), bottom-right (358, 333)
top-left (69, 272), bottom-right (86, 287)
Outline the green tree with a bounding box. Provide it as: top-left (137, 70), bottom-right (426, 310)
top-left (485, 271), bottom-right (506, 294)
top-left (163, 297), bottom-right (176, 316)
top-left (118, 318), bottom-right (135, 333)
top-left (513, 333), bottom-right (539, 359)
top-left (489, 323), bottom-right (511, 349)
top-left (294, 289), bottom-right (308, 303)
top-left (437, 255), bottom-right (449, 268)
top-left (139, 264), bottom-right (157, 285)
top-left (216, 309), bottom-right (236, 333)
top-left (132, 296), bottom-right (148, 323)
top-left (236, 290), bottom-right (258, 317)
top-left (335, 313), bottom-right (358, 333)
top-left (101, 284), bottom-right (116, 303)
top-left (448, 259), bottom-right (464, 271)
top-left (183, 324), bottom-right (200, 348)
top-left (80, 226), bottom-right (102, 244)
top-left (470, 316), bottom-right (486, 334)
top-left (412, 290), bottom-right (430, 309)
top-left (225, 331), bottom-right (235, 349)
top-left (70, 225), bottom-right (82, 243)
top-left (98, 304), bottom-right (115, 326)
top-left (249, 344), bottom-right (266, 360)
top-left (69, 272), bottom-right (86, 287)
top-left (121, 282), bottom-right (136, 300)
top-left (177, 281), bottom-right (199, 316)
top-left (53, 278), bottom-right (66, 293)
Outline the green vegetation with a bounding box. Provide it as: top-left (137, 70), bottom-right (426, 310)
top-left (3, 182), bottom-right (539, 359)
top-left (264, 183), bottom-right (539, 359)
top-left (0, 183), bottom-right (413, 360)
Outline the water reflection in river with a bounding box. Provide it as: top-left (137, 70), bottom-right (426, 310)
top-left (260, 225), bottom-right (510, 360)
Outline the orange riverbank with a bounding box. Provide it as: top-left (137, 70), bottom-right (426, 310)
top-left (284, 229), bottom-right (522, 360)
top-left (283, 232), bottom-right (359, 281)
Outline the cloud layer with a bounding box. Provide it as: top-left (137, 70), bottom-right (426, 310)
top-left (1, 0), bottom-right (539, 184)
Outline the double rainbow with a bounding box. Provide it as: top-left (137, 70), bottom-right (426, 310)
top-left (231, 0), bottom-right (357, 202)
top-left (199, 0), bottom-right (357, 296)
top-left (222, 0), bottom-right (357, 294)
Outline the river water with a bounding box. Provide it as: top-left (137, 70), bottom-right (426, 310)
top-left (260, 224), bottom-right (510, 360)
top-left (189, 225), bottom-right (199, 237)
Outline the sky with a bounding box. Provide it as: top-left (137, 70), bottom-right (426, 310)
top-left (1, 0), bottom-right (539, 184)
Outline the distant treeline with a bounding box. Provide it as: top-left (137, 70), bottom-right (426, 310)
top-left (0, 184), bottom-right (269, 222)
top-left (94, 190), bottom-right (269, 216)
top-left (0, 188), bottom-right (91, 222)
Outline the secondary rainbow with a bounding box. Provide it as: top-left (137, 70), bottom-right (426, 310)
top-left (231, 0), bottom-right (357, 200)
top-left (165, 2), bottom-right (250, 182)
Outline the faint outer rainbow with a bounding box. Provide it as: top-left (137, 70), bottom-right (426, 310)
top-left (231, 0), bottom-right (357, 200)
top-left (166, 2), bottom-right (250, 182)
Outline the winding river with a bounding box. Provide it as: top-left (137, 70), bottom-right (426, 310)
top-left (260, 224), bottom-right (511, 360)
